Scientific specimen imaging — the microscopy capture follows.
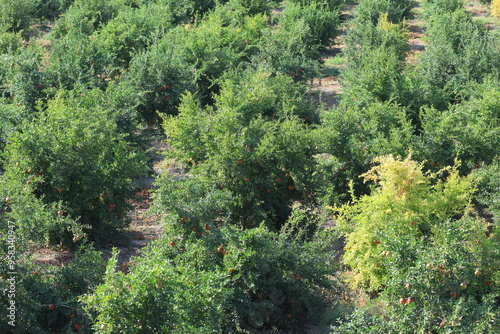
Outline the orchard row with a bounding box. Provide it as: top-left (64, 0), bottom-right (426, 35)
top-left (0, 0), bottom-right (499, 333)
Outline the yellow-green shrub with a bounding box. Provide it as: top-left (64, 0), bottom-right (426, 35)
top-left (492, 0), bottom-right (500, 18)
top-left (335, 155), bottom-right (476, 291)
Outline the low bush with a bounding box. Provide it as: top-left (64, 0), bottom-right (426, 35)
top-left (50, 0), bottom-right (124, 37)
top-left (280, 1), bottom-right (341, 49)
top-left (92, 6), bottom-right (173, 69)
top-left (0, 175), bottom-right (84, 246)
top-left (151, 0), bottom-right (199, 22)
top-left (0, 0), bottom-right (41, 32)
top-left (121, 4), bottom-right (267, 116)
top-left (0, 101), bottom-right (28, 155)
top-left (83, 224), bottom-right (339, 333)
top-left (257, 19), bottom-right (321, 83)
top-left (330, 155), bottom-right (500, 332)
top-left (35, 0), bottom-right (76, 21)
top-left (421, 0), bottom-right (466, 17)
top-left (93, 0), bottom-right (221, 70)
top-left (341, 46), bottom-right (405, 103)
top-left (288, 0), bottom-right (346, 11)
top-left (314, 101), bottom-right (414, 205)
top-left (341, 13), bottom-right (409, 103)
top-left (334, 155), bottom-right (477, 291)
top-left (191, 0), bottom-right (228, 14)
top-left (0, 30), bottom-right (23, 55)
top-left (0, 243), bottom-right (106, 333)
top-left (118, 37), bottom-right (195, 121)
top-left (475, 158), bottom-right (500, 221)
top-left (332, 292), bottom-right (499, 333)
top-left (148, 174), bottom-right (235, 240)
top-left (172, 6), bottom-right (267, 102)
top-left (493, 0), bottom-right (500, 18)
top-left (413, 85), bottom-right (500, 174)
top-left (45, 30), bottom-right (113, 91)
top-left (378, 216), bottom-right (500, 332)
top-left (2, 46), bottom-right (45, 113)
top-left (224, 0), bottom-right (278, 15)
top-left (332, 213), bottom-right (500, 333)
top-left (0, 91), bottom-right (147, 245)
top-left (407, 7), bottom-right (500, 110)
top-left (344, 13), bottom-right (409, 63)
top-left (161, 67), bottom-right (319, 229)
top-left (354, 0), bottom-right (413, 24)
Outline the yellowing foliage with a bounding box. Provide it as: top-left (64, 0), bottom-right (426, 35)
top-left (378, 12), bottom-right (408, 40)
top-left (492, 0), bottom-right (500, 18)
top-left (334, 155), bottom-right (476, 291)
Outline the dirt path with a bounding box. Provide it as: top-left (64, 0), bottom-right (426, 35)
top-left (98, 129), bottom-right (176, 271)
top-left (309, 3), bottom-right (356, 111)
top-left (406, 1), bottom-right (426, 65)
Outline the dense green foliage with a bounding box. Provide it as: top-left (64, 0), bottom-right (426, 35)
top-left (0, 0), bottom-right (42, 32)
top-left (354, 0), bottom-right (412, 24)
top-left (158, 67), bottom-right (319, 230)
top-left (1, 91), bottom-right (147, 245)
top-left (84, 224), bottom-right (337, 333)
top-left (0, 243), bottom-right (106, 333)
top-left (0, 0), bottom-right (499, 332)
top-left (407, 3), bottom-right (500, 111)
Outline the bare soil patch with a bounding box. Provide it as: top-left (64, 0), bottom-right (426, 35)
top-left (33, 247), bottom-right (73, 267)
top-left (309, 2), bottom-right (355, 111)
top-left (407, 23), bottom-right (426, 51)
top-left (310, 75), bottom-right (343, 110)
top-left (98, 132), bottom-right (169, 271)
top-left (405, 1), bottom-right (427, 65)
